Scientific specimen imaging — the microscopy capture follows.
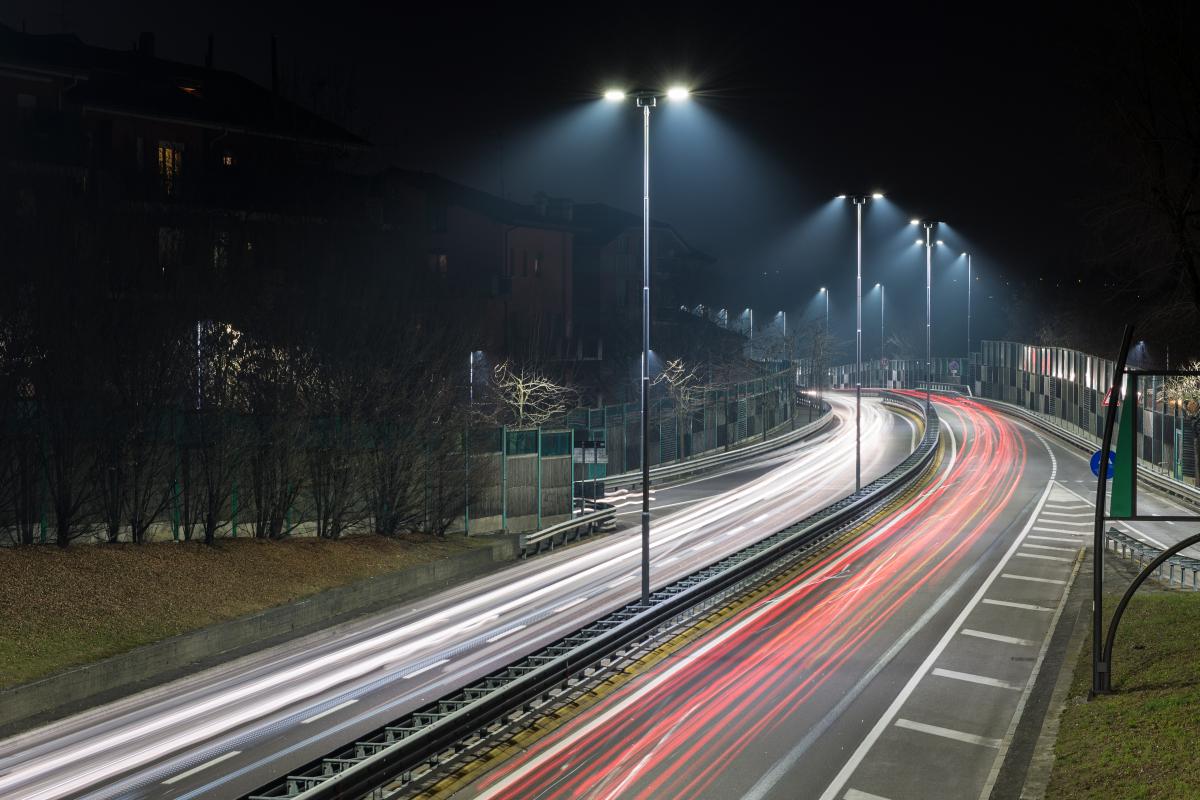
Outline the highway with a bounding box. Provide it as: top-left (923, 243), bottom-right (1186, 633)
top-left (0, 394), bottom-right (916, 800)
top-left (455, 393), bottom-right (1196, 800)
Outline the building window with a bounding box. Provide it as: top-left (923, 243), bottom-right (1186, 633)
top-left (428, 252), bottom-right (448, 274)
top-left (221, 152), bottom-right (235, 167)
top-left (156, 141), bottom-right (183, 196)
top-left (212, 231), bottom-right (230, 277)
top-left (158, 227), bottom-right (183, 281)
top-left (534, 251), bottom-right (543, 277)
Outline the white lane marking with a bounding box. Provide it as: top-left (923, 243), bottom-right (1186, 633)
top-left (981, 598), bottom-right (1054, 612)
top-left (553, 596), bottom-right (588, 614)
top-left (660, 556), bottom-right (679, 565)
top-left (1040, 510), bottom-right (1091, 518)
top-left (1035, 518), bottom-right (1091, 526)
top-left (1022, 543), bottom-right (1078, 553)
top-left (1027, 534), bottom-right (1080, 544)
top-left (485, 624), bottom-right (527, 644)
top-left (162, 751), bottom-right (242, 785)
top-left (931, 668), bottom-right (1022, 691)
top-left (1033, 526), bottom-right (1089, 535)
top-left (1043, 503), bottom-right (1090, 511)
top-left (725, 525), bottom-right (747, 537)
top-left (961, 628), bottom-right (1038, 647)
top-left (894, 718), bottom-right (1001, 748)
top-left (845, 790), bottom-right (892, 800)
top-left (691, 541), bottom-right (714, 551)
top-left (300, 699), bottom-right (357, 725)
top-left (1001, 573), bottom-right (1067, 585)
top-left (1015, 551), bottom-right (1072, 563)
top-left (752, 514), bottom-right (769, 523)
top-left (814, 421), bottom-right (1053, 800)
top-left (401, 658), bottom-right (448, 679)
top-left (606, 578), bottom-right (630, 589)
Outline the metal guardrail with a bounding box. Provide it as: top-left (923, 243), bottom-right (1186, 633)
top-left (241, 391), bottom-right (938, 800)
top-left (1104, 527), bottom-right (1200, 590)
top-left (971, 396), bottom-right (1200, 510)
top-left (603, 401), bottom-right (835, 490)
top-left (918, 382), bottom-right (973, 396)
top-left (518, 502), bottom-right (617, 556)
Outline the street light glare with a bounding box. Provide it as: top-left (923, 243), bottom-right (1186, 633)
top-left (936, 239), bottom-right (944, 245)
top-left (872, 192), bottom-right (884, 199)
top-left (836, 194), bottom-right (847, 200)
top-left (916, 238), bottom-right (924, 245)
top-left (603, 89), bottom-right (626, 102)
top-left (667, 86), bottom-right (690, 101)
top-left (910, 219), bottom-right (920, 225)
top-left (819, 287), bottom-right (826, 292)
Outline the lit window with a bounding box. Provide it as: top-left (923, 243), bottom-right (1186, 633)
top-left (221, 152), bottom-right (235, 167)
top-left (156, 141), bottom-right (183, 196)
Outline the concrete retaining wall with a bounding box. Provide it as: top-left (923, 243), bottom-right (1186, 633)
top-left (0, 534), bottom-right (520, 737)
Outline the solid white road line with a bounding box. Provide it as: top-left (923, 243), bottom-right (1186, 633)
top-left (401, 658), bottom-right (448, 679)
top-left (1043, 503), bottom-right (1090, 511)
top-left (894, 719), bottom-right (1001, 748)
top-left (931, 668), bottom-right (1022, 691)
top-left (485, 624), bottom-right (526, 644)
top-left (814, 430), bottom-right (1055, 800)
top-left (961, 629), bottom-right (1037, 647)
top-left (844, 790), bottom-right (892, 800)
top-left (1000, 573), bottom-right (1067, 585)
top-left (1022, 543), bottom-right (1078, 553)
top-left (1035, 518), bottom-right (1091, 526)
top-left (981, 598), bottom-right (1054, 612)
top-left (1014, 552), bottom-right (1073, 563)
top-left (552, 596), bottom-right (588, 614)
top-left (1027, 534), bottom-right (1081, 544)
top-left (300, 699), bottom-right (357, 725)
top-left (162, 751), bottom-right (241, 785)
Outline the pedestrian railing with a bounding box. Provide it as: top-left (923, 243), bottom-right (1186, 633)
top-left (1104, 528), bottom-right (1200, 590)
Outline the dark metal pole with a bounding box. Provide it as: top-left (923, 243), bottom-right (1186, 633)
top-left (855, 199), bottom-right (863, 492)
top-left (1093, 324), bottom-right (1134, 695)
top-left (924, 223), bottom-right (933, 411)
top-left (640, 99), bottom-right (652, 605)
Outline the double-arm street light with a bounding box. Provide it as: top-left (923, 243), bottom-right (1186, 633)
top-left (838, 192), bottom-right (882, 491)
top-left (910, 219), bottom-right (944, 410)
top-left (605, 84), bottom-right (689, 605)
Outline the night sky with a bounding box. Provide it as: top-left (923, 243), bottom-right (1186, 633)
top-left (1, 0), bottom-right (1114, 352)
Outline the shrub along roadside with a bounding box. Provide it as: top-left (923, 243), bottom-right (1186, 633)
top-left (1046, 592), bottom-right (1200, 800)
top-left (0, 534), bottom-right (485, 688)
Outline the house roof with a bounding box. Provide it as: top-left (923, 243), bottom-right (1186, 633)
top-left (0, 23), bottom-right (366, 148)
top-left (380, 169), bottom-right (576, 231)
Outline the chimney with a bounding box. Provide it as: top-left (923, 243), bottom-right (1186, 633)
top-left (205, 34), bottom-right (214, 68)
top-left (270, 35), bottom-right (278, 94)
top-left (137, 31), bottom-right (155, 58)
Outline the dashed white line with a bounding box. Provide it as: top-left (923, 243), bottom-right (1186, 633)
top-left (1000, 573), bottom-right (1067, 585)
top-left (486, 624), bottom-right (527, 643)
top-left (931, 668), bottom-right (1022, 691)
top-left (1015, 551), bottom-right (1073, 563)
top-left (552, 596), bottom-right (588, 614)
top-left (691, 541), bottom-right (714, 551)
top-left (961, 628), bottom-right (1037, 646)
top-left (162, 751), bottom-right (242, 785)
top-left (982, 598), bottom-right (1055, 612)
top-left (725, 525), bottom-right (747, 537)
top-left (300, 699), bottom-right (357, 725)
top-left (894, 718), bottom-right (1001, 748)
top-left (402, 658), bottom-right (449, 679)
top-left (1022, 543), bottom-right (1078, 553)
top-left (844, 790), bottom-right (892, 800)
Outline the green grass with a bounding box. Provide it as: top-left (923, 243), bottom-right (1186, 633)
top-left (1046, 592), bottom-right (1200, 799)
top-left (0, 534), bottom-right (487, 688)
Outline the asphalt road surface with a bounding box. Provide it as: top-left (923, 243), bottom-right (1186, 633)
top-left (0, 394), bottom-right (916, 800)
top-left (454, 394), bottom-right (1195, 800)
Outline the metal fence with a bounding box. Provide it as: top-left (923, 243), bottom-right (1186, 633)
top-left (975, 340), bottom-right (1196, 482)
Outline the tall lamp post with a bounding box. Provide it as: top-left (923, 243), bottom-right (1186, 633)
top-left (875, 282), bottom-right (885, 360)
top-left (605, 84), bottom-right (689, 605)
top-left (910, 219), bottom-right (943, 410)
top-left (962, 252), bottom-right (972, 357)
top-left (838, 192), bottom-right (882, 491)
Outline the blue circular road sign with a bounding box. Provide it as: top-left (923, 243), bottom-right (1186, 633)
top-left (1091, 449), bottom-right (1116, 479)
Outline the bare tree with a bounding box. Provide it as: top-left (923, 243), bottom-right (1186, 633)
top-left (1157, 359), bottom-right (1200, 485)
top-left (490, 360), bottom-right (577, 429)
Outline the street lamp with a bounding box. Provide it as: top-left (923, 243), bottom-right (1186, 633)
top-left (818, 287), bottom-right (829, 332)
top-left (875, 282), bottom-right (885, 360)
top-left (910, 219), bottom-right (942, 410)
top-left (961, 252), bottom-right (972, 357)
top-left (605, 84), bottom-right (690, 605)
top-left (839, 192), bottom-right (881, 491)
